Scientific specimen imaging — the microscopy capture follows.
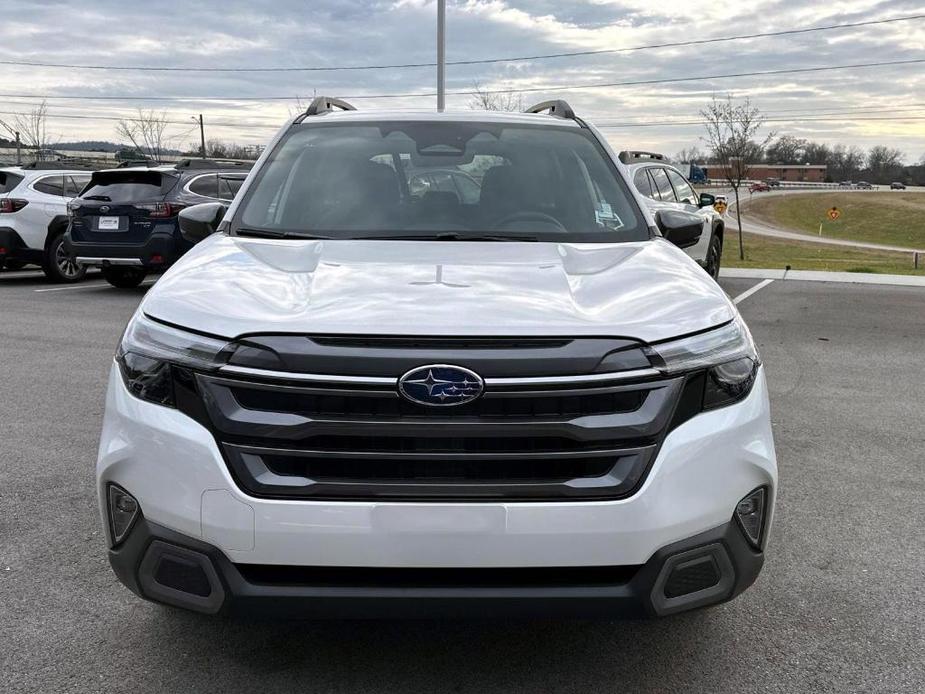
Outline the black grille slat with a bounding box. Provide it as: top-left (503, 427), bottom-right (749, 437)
top-left (263, 452), bottom-right (616, 482)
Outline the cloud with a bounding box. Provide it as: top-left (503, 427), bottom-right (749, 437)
top-left (0, 0), bottom-right (921, 156)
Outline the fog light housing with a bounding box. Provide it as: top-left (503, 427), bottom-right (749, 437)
top-left (734, 487), bottom-right (767, 549)
top-left (108, 484), bottom-right (140, 547)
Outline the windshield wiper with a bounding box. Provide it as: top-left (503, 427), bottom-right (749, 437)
top-left (83, 195), bottom-right (111, 202)
top-left (364, 232), bottom-right (539, 242)
top-left (235, 228), bottom-right (331, 240)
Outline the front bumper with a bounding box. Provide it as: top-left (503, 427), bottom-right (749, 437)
top-left (98, 362), bottom-right (777, 617)
top-left (111, 515), bottom-right (762, 618)
top-left (64, 228), bottom-right (186, 269)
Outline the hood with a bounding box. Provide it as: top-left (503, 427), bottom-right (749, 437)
top-left (141, 234), bottom-right (734, 344)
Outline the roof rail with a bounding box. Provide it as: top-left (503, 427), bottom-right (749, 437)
top-left (618, 151), bottom-right (666, 165)
top-left (172, 158), bottom-right (253, 170)
top-left (20, 160), bottom-right (97, 171)
top-left (304, 96), bottom-right (357, 117)
top-left (116, 159), bottom-right (158, 168)
top-left (524, 100), bottom-right (576, 120)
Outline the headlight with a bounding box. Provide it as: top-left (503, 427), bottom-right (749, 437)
top-left (648, 314), bottom-right (760, 409)
top-left (117, 312), bottom-right (230, 407)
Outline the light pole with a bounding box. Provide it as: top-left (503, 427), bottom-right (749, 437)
top-left (436, 0), bottom-right (445, 112)
top-left (191, 115), bottom-right (205, 158)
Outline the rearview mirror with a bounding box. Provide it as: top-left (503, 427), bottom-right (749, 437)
top-left (179, 202), bottom-right (227, 244)
top-left (655, 209), bottom-right (703, 249)
top-left (698, 192), bottom-right (715, 208)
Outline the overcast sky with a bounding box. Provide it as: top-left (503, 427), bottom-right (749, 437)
top-left (0, 0), bottom-right (922, 160)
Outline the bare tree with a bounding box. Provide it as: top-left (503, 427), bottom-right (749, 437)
top-left (828, 144), bottom-right (866, 181)
top-left (467, 83), bottom-right (524, 112)
top-left (205, 138), bottom-right (229, 158)
top-left (0, 100), bottom-right (54, 160)
top-left (701, 95), bottom-right (773, 260)
top-left (866, 145), bottom-right (905, 182)
top-left (116, 109), bottom-right (173, 161)
top-left (764, 135), bottom-right (806, 164)
top-left (673, 146), bottom-right (706, 164)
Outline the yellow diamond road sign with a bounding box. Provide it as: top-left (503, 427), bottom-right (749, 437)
top-left (828, 207), bottom-right (840, 221)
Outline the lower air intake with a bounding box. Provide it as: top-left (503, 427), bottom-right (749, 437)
top-left (663, 555), bottom-right (721, 598)
top-left (154, 555), bottom-right (213, 598)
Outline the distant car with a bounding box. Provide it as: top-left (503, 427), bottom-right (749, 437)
top-left (0, 164), bottom-right (94, 281)
top-left (856, 181), bottom-right (873, 189)
top-left (749, 182), bottom-right (770, 193)
top-left (621, 150), bottom-right (725, 279)
top-left (838, 181), bottom-right (853, 188)
top-left (64, 159), bottom-right (250, 288)
top-left (890, 182), bottom-right (906, 190)
top-left (765, 178), bottom-right (780, 188)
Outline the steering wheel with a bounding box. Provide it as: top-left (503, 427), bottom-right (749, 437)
top-left (492, 210), bottom-right (566, 232)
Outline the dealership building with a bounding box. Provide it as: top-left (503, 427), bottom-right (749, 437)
top-left (743, 164), bottom-right (828, 182)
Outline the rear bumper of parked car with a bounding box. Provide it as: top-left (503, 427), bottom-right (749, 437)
top-left (98, 362), bottom-right (777, 618)
top-left (0, 226), bottom-right (43, 264)
top-left (64, 229), bottom-right (185, 269)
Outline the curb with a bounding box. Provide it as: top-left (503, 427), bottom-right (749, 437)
top-left (720, 267), bottom-right (925, 287)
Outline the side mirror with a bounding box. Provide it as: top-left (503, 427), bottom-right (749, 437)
top-left (698, 192), bottom-right (715, 208)
top-left (179, 202), bottom-right (227, 244)
top-left (655, 209), bottom-right (703, 249)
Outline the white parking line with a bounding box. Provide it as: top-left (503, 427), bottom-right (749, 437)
top-left (34, 279), bottom-right (156, 293)
top-left (732, 278), bottom-right (774, 304)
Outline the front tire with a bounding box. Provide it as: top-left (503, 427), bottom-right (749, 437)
top-left (42, 233), bottom-right (87, 283)
top-left (102, 266), bottom-right (148, 289)
top-left (705, 233), bottom-right (723, 280)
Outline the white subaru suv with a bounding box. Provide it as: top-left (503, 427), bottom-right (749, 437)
top-left (98, 98), bottom-right (776, 618)
top-left (0, 164), bottom-right (92, 281)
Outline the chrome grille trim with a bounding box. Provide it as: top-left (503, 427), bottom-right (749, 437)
top-left (217, 364), bottom-right (661, 388)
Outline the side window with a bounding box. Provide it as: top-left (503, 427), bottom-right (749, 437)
top-left (633, 169), bottom-right (654, 198)
top-left (648, 168), bottom-right (676, 202)
top-left (666, 169), bottom-right (697, 205)
top-left (217, 176), bottom-right (244, 201)
top-left (188, 174), bottom-right (218, 198)
top-left (67, 175), bottom-right (91, 197)
top-left (33, 175), bottom-right (66, 197)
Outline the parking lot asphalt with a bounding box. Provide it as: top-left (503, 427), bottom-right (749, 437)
top-left (1, 269), bottom-right (923, 694)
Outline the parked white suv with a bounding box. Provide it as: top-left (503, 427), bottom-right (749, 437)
top-left (622, 152), bottom-right (725, 279)
top-left (0, 165), bottom-right (93, 281)
top-left (98, 98), bottom-right (776, 618)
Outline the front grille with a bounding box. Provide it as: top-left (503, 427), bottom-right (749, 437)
top-left (231, 384), bottom-right (645, 419)
top-left (180, 335), bottom-right (688, 502)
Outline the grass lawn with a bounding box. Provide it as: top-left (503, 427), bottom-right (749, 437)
top-left (744, 192), bottom-right (925, 249)
top-left (722, 231), bottom-right (925, 276)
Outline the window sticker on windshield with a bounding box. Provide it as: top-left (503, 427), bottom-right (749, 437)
top-left (595, 202), bottom-right (624, 229)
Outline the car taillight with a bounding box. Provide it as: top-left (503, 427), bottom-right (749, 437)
top-left (140, 202), bottom-right (186, 218)
top-left (0, 198), bottom-right (28, 213)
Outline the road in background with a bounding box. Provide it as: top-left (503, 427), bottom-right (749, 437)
top-left (1, 270), bottom-right (923, 693)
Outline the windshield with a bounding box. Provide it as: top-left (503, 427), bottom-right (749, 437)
top-left (235, 121), bottom-right (646, 242)
top-left (81, 171), bottom-right (177, 203)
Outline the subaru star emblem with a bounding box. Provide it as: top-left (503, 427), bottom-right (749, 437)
top-left (398, 364), bottom-right (484, 407)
